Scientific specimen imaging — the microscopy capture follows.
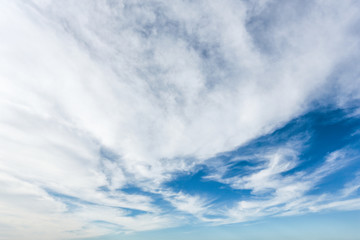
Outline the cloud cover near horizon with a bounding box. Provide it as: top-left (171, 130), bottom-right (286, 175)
top-left (1, 0), bottom-right (360, 239)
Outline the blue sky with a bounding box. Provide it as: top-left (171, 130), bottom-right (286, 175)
top-left (1, 0), bottom-right (360, 239)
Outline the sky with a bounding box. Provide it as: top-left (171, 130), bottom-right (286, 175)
top-left (0, 0), bottom-right (360, 239)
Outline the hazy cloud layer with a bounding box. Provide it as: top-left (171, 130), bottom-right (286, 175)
top-left (1, 0), bottom-right (360, 239)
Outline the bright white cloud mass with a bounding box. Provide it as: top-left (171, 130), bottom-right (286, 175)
top-left (1, 0), bottom-right (360, 239)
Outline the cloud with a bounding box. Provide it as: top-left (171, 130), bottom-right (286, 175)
top-left (202, 131), bottom-right (360, 224)
top-left (1, 0), bottom-right (360, 239)
top-left (341, 171), bottom-right (360, 197)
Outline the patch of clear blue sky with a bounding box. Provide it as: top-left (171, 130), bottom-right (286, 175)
top-left (78, 210), bottom-right (360, 240)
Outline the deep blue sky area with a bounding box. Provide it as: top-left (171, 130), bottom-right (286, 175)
top-left (165, 105), bottom-right (360, 203)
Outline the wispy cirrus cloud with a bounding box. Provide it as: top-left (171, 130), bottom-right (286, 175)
top-left (1, 0), bottom-right (360, 239)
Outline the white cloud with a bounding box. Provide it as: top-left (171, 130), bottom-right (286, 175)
top-left (341, 171), bottom-right (360, 197)
top-left (215, 147), bottom-right (360, 224)
top-left (1, 0), bottom-right (360, 238)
